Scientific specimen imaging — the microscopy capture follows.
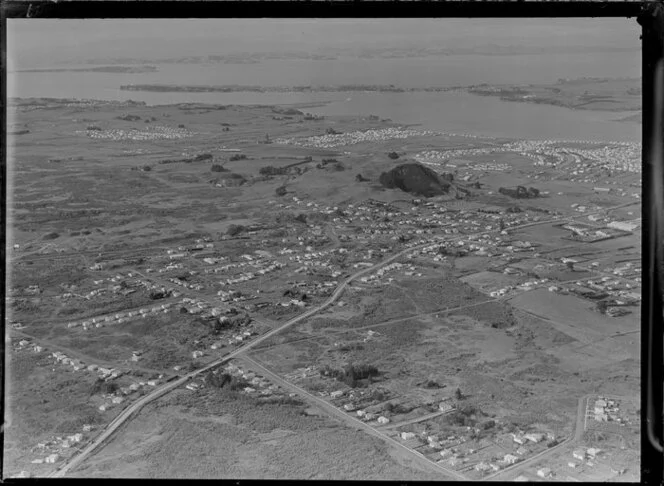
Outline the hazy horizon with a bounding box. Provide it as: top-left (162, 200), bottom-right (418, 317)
top-left (8, 18), bottom-right (640, 69)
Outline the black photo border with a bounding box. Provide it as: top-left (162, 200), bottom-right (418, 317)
top-left (1, 2), bottom-right (662, 484)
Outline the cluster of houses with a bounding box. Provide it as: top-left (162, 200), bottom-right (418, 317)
top-left (150, 262), bottom-right (184, 272)
top-left (415, 139), bottom-right (639, 190)
top-left (358, 262), bottom-right (417, 285)
top-left (221, 260), bottom-right (284, 285)
top-left (210, 329), bottom-right (255, 348)
top-left (50, 350), bottom-right (127, 382)
top-left (571, 446), bottom-right (603, 465)
top-left (474, 452), bottom-right (523, 474)
top-left (275, 126), bottom-right (438, 149)
top-left (30, 431), bottom-right (88, 465)
top-left (98, 377), bottom-right (160, 411)
top-left (195, 362), bottom-right (285, 397)
top-left (511, 431), bottom-right (549, 445)
top-left (168, 276), bottom-right (203, 291)
top-left (13, 338), bottom-right (43, 354)
top-left (179, 297), bottom-right (233, 320)
top-left (572, 142), bottom-right (640, 174)
top-left (217, 289), bottom-right (247, 303)
top-left (489, 277), bottom-right (550, 298)
top-left (66, 301), bottom-right (177, 331)
top-left (604, 261), bottom-right (641, 280)
top-left (414, 138), bottom-right (574, 170)
top-left (78, 125), bottom-right (194, 141)
top-left (287, 246), bottom-right (337, 271)
top-left (592, 397), bottom-right (625, 423)
top-left (202, 256), bottom-right (226, 266)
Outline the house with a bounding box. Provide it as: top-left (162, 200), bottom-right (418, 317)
top-left (475, 462), bottom-right (492, 472)
top-left (439, 402), bottom-right (454, 412)
top-left (44, 454), bottom-right (60, 464)
top-left (586, 447), bottom-right (602, 458)
top-left (537, 467), bottom-right (552, 478)
top-left (511, 434), bottom-right (527, 445)
top-left (524, 432), bottom-right (545, 443)
top-left (568, 462), bottom-right (578, 468)
top-left (503, 454), bottom-right (519, 465)
top-left (330, 390), bottom-right (344, 399)
top-left (377, 416), bottom-right (389, 424)
top-left (401, 432), bottom-right (416, 440)
top-left (513, 475), bottom-right (530, 482)
top-left (572, 449), bottom-right (586, 461)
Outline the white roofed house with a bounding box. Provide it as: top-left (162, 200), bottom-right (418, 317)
top-left (503, 454), bottom-right (519, 465)
top-left (524, 432), bottom-right (544, 443)
top-left (572, 449), bottom-right (586, 461)
top-left (439, 401), bottom-right (454, 412)
top-left (511, 433), bottom-right (527, 445)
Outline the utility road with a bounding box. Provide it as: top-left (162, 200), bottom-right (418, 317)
top-left (483, 394), bottom-right (593, 481)
top-left (239, 355), bottom-right (466, 481)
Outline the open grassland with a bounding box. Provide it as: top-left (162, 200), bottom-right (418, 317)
top-left (68, 388), bottom-right (445, 480)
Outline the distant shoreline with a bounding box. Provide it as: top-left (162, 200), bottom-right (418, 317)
top-left (119, 84), bottom-right (465, 94)
top-left (15, 66), bottom-right (158, 74)
top-left (116, 77), bottom-right (641, 114)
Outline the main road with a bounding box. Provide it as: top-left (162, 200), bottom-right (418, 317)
top-left (238, 355), bottom-right (466, 481)
top-left (49, 214), bottom-right (594, 477)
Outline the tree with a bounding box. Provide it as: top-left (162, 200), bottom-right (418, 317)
top-left (388, 152), bottom-right (399, 160)
top-left (499, 219), bottom-right (506, 231)
top-left (566, 261), bottom-right (575, 272)
top-left (455, 387), bottom-right (464, 400)
top-left (226, 224), bottom-right (245, 237)
top-left (596, 300), bottom-right (609, 314)
top-left (275, 186), bottom-right (287, 197)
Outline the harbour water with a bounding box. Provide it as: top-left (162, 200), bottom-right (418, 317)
top-left (8, 18), bottom-right (641, 142)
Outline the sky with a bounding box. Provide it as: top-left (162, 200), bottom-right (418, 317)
top-left (8, 18), bottom-right (640, 68)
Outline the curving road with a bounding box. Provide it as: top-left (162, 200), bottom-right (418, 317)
top-left (49, 232), bottom-right (473, 477)
top-left (49, 211), bottom-right (613, 478)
